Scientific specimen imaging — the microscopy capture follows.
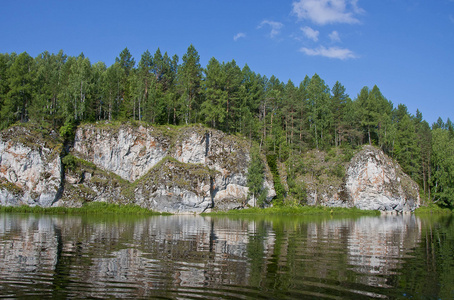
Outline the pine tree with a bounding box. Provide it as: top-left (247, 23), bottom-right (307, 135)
top-left (431, 128), bottom-right (454, 207)
top-left (1, 52), bottom-right (35, 128)
top-left (0, 53), bottom-right (12, 120)
top-left (178, 44), bottom-right (202, 124)
top-left (115, 48), bottom-right (135, 120)
top-left (201, 57), bottom-right (227, 129)
top-left (395, 114), bottom-right (420, 179)
top-left (306, 73), bottom-right (331, 149)
top-left (331, 81), bottom-right (349, 147)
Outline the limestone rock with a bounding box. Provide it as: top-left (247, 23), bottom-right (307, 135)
top-left (0, 126), bottom-right (63, 207)
top-left (72, 123), bottom-right (275, 213)
top-left (74, 124), bottom-right (169, 182)
top-left (338, 146), bottom-right (420, 212)
top-left (130, 157), bottom-right (215, 213)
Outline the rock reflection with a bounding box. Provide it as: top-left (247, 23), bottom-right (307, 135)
top-left (0, 213), bottom-right (423, 298)
top-left (347, 214), bottom-right (421, 287)
top-left (0, 215), bottom-right (58, 276)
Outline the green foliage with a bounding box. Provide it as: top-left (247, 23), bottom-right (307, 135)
top-left (62, 154), bottom-right (77, 171)
top-left (0, 202), bottom-right (164, 215)
top-left (247, 145), bottom-right (267, 207)
top-left (430, 128), bottom-right (454, 208)
top-left (266, 154), bottom-right (285, 206)
top-left (414, 204), bottom-right (452, 214)
top-left (0, 46), bottom-right (452, 210)
top-left (59, 119), bottom-right (76, 141)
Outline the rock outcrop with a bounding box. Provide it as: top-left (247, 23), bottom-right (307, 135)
top-left (69, 123), bottom-right (274, 213)
top-left (323, 146), bottom-right (420, 212)
top-left (0, 126), bottom-right (63, 207)
top-left (343, 146), bottom-right (420, 211)
top-left (0, 124), bottom-right (420, 213)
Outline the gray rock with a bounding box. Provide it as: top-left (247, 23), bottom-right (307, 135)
top-left (0, 127), bottom-right (63, 207)
top-left (338, 145), bottom-right (420, 212)
top-left (72, 123), bottom-right (275, 213)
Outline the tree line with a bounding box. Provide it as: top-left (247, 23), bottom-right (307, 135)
top-left (0, 45), bottom-right (453, 207)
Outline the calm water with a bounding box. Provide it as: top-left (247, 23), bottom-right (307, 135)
top-left (0, 213), bottom-right (452, 299)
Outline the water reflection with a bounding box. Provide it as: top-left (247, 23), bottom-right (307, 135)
top-left (0, 213), bottom-right (449, 299)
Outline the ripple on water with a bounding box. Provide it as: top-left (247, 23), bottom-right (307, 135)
top-left (0, 214), bottom-right (451, 299)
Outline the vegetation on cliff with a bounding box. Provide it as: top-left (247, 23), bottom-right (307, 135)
top-left (0, 46), bottom-right (453, 208)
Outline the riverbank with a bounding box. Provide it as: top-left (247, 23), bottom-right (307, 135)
top-left (414, 204), bottom-right (452, 215)
top-left (0, 202), bottom-right (166, 215)
top-left (205, 206), bottom-right (381, 216)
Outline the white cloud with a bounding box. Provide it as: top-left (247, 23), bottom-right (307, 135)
top-left (300, 46), bottom-right (356, 59)
top-left (329, 30), bottom-right (341, 42)
top-left (233, 32), bottom-right (246, 41)
top-left (450, 14), bottom-right (454, 24)
top-left (258, 20), bottom-right (284, 38)
top-left (301, 26), bottom-right (319, 41)
top-left (292, 0), bottom-right (364, 25)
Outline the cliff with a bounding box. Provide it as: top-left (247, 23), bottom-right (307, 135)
top-left (0, 123), bottom-right (420, 213)
top-left (0, 126), bottom-right (63, 207)
top-left (296, 145), bottom-right (420, 212)
top-left (0, 123), bottom-right (276, 213)
top-left (341, 145), bottom-right (420, 212)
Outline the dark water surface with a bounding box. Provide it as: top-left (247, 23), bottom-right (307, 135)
top-left (0, 213), bottom-right (453, 299)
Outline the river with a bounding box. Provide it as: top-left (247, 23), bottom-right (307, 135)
top-left (0, 213), bottom-right (452, 299)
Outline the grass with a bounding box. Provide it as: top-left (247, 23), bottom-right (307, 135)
top-left (0, 202), bottom-right (169, 216)
top-left (204, 205), bottom-right (381, 216)
top-left (414, 204), bottom-right (452, 215)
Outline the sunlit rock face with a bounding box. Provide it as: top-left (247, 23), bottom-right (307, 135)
top-left (72, 123), bottom-right (275, 213)
top-left (321, 145), bottom-right (420, 212)
top-left (342, 146), bottom-right (420, 212)
top-left (74, 124), bottom-right (170, 182)
top-left (0, 126), bottom-right (63, 207)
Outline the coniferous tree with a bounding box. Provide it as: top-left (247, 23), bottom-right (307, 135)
top-left (1, 52), bottom-right (35, 128)
top-left (431, 127), bottom-right (454, 207)
top-left (282, 80), bottom-right (298, 147)
top-left (223, 60), bottom-right (242, 131)
top-left (115, 48), bottom-right (135, 120)
top-left (238, 65), bottom-right (263, 140)
top-left (0, 54), bottom-right (12, 122)
top-left (415, 110), bottom-right (432, 199)
top-left (136, 50), bottom-right (153, 121)
top-left (91, 61), bottom-right (107, 120)
top-left (357, 86), bottom-right (378, 145)
top-left (201, 57), bottom-right (226, 129)
top-left (306, 73), bottom-right (331, 149)
top-left (395, 114), bottom-right (420, 179)
top-left (178, 44), bottom-right (202, 124)
top-left (331, 81), bottom-right (349, 147)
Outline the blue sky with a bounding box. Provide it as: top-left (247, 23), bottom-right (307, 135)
top-left (1, 0), bottom-right (453, 124)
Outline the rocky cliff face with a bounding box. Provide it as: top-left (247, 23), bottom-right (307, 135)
top-left (321, 146), bottom-right (420, 212)
top-left (0, 126), bottom-right (63, 207)
top-left (69, 123), bottom-right (274, 213)
top-left (0, 124), bottom-right (419, 213)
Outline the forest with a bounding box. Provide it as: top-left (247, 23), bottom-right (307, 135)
top-left (0, 45), bottom-right (453, 208)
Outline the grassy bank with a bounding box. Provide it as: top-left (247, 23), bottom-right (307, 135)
top-left (414, 204), bottom-right (452, 215)
top-left (205, 206), bottom-right (381, 216)
top-left (0, 202), bottom-right (168, 216)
